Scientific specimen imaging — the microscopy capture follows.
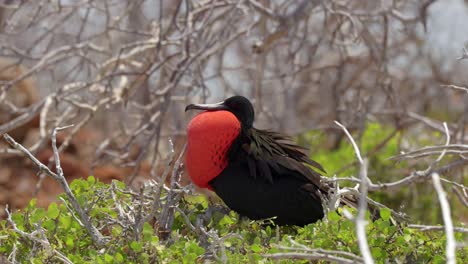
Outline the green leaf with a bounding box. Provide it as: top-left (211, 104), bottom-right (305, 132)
top-left (142, 222), bottom-right (153, 241)
top-left (65, 236), bottom-right (74, 247)
top-left (404, 234), bottom-right (412, 242)
top-left (87, 176), bottom-right (96, 184)
top-left (31, 208), bottom-right (46, 223)
top-left (185, 241), bottom-right (205, 255)
top-left (184, 195), bottom-right (209, 209)
top-left (27, 198), bottom-right (37, 208)
top-left (43, 219), bottom-right (55, 230)
top-left (379, 208), bottom-right (391, 221)
top-left (114, 180), bottom-right (125, 189)
top-left (130, 241), bottom-right (143, 252)
top-left (47, 203), bottom-right (60, 219)
top-left (114, 253), bottom-right (124, 263)
top-left (104, 254), bottom-right (114, 263)
top-left (327, 211), bottom-right (341, 222)
top-left (219, 215), bottom-right (235, 226)
top-left (70, 179), bottom-right (88, 191)
top-left (59, 215), bottom-right (72, 230)
top-left (112, 226), bottom-right (122, 236)
top-left (371, 247), bottom-right (382, 258)
top-left (251, 244), bottom-right (262, 253)
top-left (433, 255), bottom-right (445, 264)
top-left (151, 236), bottom-right (160, 247)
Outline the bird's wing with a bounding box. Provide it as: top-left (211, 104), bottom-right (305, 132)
top-left (244, 128), bottom-right (328, 190)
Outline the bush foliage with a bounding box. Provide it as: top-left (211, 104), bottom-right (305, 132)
top-left (0, 175), bottom-right (466, 263)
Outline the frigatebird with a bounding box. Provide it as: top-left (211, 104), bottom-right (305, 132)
top-left (184, 96), bottom-right (332, 226)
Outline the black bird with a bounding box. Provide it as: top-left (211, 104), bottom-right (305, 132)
top-left (185, 96), bottom-right (332, 226)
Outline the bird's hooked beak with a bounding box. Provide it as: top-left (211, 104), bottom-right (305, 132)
top-left (185, 101), bottom-right (228, 112)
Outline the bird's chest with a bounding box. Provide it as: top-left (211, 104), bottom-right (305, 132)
top-left (186, 133), bottom-right (231, 188)
top-left (185, 111), bottom-right (241, 188)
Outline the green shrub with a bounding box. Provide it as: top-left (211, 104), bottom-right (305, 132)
top-left (1, 176), bottom-right (466, 263)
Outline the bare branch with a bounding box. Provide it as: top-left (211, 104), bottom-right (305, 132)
top-left (441, 84), bottom-right (468, 93)
top-left (334, 121), bottom-right (373, 264)
top-left (264, 252), bottom-right (358, 264)
top-left (431, 172), bottom-right (456, 264)
top-left (408, 224), bottom-right (468, 233)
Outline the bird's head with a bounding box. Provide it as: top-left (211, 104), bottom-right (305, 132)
top-left (185, 95), bottom-right (254, 128)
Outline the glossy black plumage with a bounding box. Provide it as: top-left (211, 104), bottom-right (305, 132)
top-left (210, 160), bottom-right (325, 225)
top-left (186, 96), bottom-right (332, 225)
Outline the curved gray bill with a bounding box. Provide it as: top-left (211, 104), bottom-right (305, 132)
top-left (184, 101), bottom-right (227, 112)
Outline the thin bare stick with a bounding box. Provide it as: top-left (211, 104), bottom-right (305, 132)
top-left (264, 252), bottom-right (358, 264)
top-left (441, 84), bottom-right (468, 93)
top-left (334, 121), bottom-right (374, 264)
top-left (3, 133), bottom-right (60, 180)
top-left (156, 143), bottom-right (187, 238)
top-left (408, 224), bottom-right (468, 233)
top-left (433, 122), bottom-right (450, 165)
top-left (452, 186), bottom-right (468, 208)
top-left (355, 158), bottom-right (373, 264)
top-left (334, 121), bottom-right (364, 164)
top-left (431, 172), bottom-right (455, 264)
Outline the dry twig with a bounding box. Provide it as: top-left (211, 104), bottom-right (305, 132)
top-left (334, 121), bottom-right (374, 264)
top-left (431, 172), bottom-right (456, 264)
